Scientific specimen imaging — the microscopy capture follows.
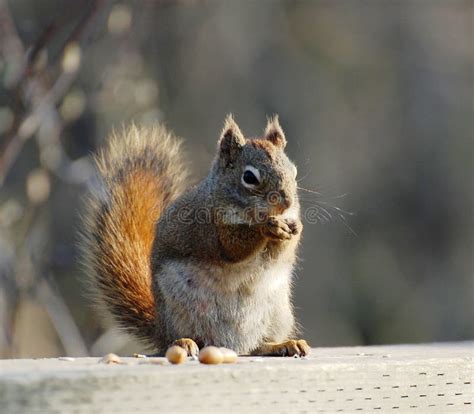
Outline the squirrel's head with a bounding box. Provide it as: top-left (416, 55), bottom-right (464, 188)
top-left (211, 114), bottom-right (298, 223)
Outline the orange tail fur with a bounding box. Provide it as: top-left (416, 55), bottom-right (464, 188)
top-left (80, 125), bottom-right (187, 344)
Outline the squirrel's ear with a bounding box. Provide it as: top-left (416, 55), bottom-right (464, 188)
top-left (218, 114), bottom-right (245, 165)
top-left (264, 115), bottom-right (286, 149)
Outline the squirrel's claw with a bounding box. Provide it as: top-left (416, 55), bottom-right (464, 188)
top-left (271, 339), bottom-right (310, 357)
top-left (286, 219), bottom-right (302, 236)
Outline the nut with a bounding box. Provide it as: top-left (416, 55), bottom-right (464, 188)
top-left (166, 345), bottom-right (187, 364)
top-left (220, 347), bottom-right (238, 363)
top-left (99, 353), bottom-right (122, 364)
top-left (198, 346), bottom-right (224, 364)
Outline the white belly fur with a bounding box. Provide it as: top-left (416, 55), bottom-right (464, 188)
top-left (159, 253), bottom-right (295, 354)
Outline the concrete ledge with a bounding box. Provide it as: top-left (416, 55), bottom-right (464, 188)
top-left (1, 343), bottom-right (473, 413)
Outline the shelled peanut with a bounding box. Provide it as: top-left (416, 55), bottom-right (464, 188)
top-left (166, 345), bottom-right (187, 364)
top-left (220, 347), bottom-right (238, 363)
top-left (198, 346), bottom-right (238, 364)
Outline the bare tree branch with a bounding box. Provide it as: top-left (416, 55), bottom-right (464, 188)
top-left (0, 0), bottom-right (107, 185)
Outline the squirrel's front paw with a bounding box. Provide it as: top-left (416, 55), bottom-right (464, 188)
top-left (171, 338), bottom-right (199, 358)
top-left (262, 217), bottom-right (300, 240)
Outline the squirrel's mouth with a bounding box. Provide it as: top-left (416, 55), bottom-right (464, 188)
top-left (242, 203), bottom-right (291, 224)
top-left (266, 190), bottom-right (292, 214)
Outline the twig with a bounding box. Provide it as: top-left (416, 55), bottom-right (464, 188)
top-left (0, 0), bottom-right (107, 185)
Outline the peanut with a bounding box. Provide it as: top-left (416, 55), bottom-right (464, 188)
top-left (99, 353), bottom-right (122, 364)
top-left (220, 347), bottom-right (238, 363)
top-left (166, 345), bottom-right (187, 364)
top-left (198, 346), bottom-right (224, 364)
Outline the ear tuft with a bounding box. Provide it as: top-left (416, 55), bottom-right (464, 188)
top-left (218, 114), bottom-right (245, 165)
top-left (264, 115), bottom-right (286, 149)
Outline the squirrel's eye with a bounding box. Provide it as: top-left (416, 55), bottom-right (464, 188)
top-left (241, 166), bottom-right (261, 188)
top-left (243, 171), bottom-right (258, 184)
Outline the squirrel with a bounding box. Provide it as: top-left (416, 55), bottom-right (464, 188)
top-left (81, 115), bottom-right (309, 357)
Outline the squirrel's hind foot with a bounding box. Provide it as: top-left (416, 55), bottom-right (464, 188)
top-left (171, 338), bottom-right (200, 358)
top-left (252, 339), bottom-right (310, 357)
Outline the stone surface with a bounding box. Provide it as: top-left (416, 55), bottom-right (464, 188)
top-left (1, 342), bottom-right (473, 413)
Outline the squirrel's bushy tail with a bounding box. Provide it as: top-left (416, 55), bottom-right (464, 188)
top-left (80, 125), bottom-right (187, 344)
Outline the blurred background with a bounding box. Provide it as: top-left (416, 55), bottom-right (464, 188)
top-left (0, 0), bottom-right (472, 358)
